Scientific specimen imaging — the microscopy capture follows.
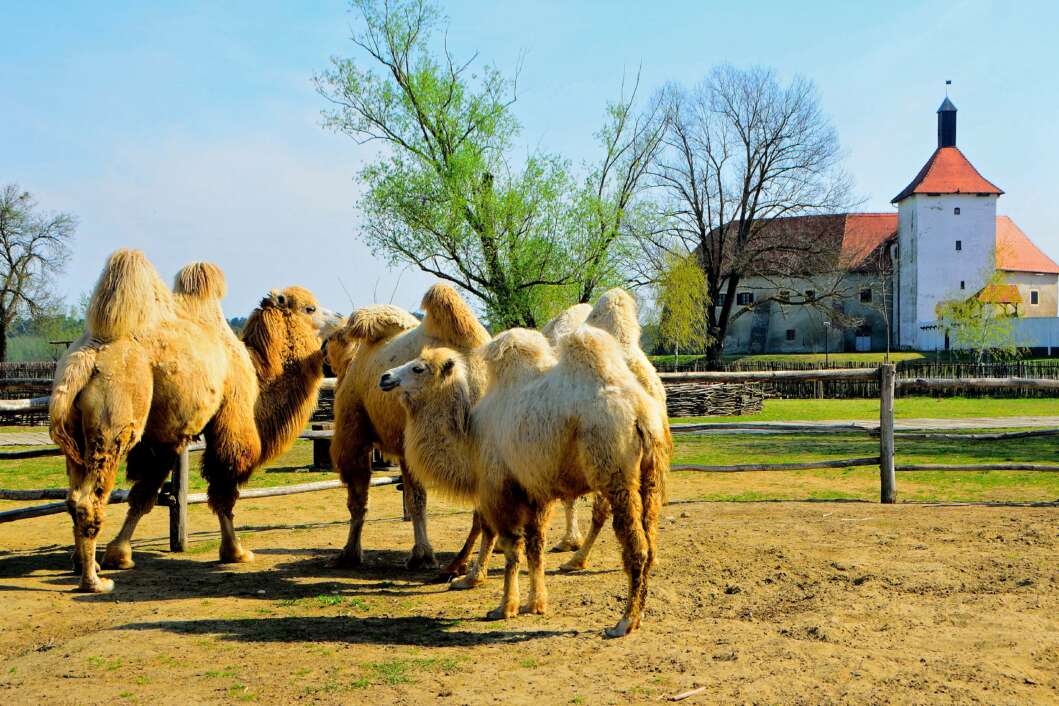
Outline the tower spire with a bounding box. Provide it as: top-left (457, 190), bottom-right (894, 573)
top-left (937, 84), bottom-right (956, 148)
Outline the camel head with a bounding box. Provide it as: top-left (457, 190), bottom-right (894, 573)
top-left (259, 286), bottom-right (343, 340)
top-left (323, 323), bottom-right (360, 380)
top-left (379, 347), bottom-right (467, 412)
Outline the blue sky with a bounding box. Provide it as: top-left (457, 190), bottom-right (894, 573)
top-left (3, 0), bottom-right (1057, 316)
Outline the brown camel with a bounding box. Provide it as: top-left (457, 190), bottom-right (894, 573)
top-left (380, 326), bottom-right (669, 637)
top-left (49, 250), bottom-right (340, 593)
top-left (328, 285), bottom-right (489, 572)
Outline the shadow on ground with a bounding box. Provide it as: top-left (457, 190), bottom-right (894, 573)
top-left (116, 614), bottom-right (578, 647)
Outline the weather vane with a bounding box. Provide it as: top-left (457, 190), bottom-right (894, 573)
top-left (945, 79), bottom-right (951, 96)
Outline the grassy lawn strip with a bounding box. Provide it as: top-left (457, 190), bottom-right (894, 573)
top-left (675, 396), bottom-right (1059, 423)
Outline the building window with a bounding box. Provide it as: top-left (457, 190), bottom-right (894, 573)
top-left (804, 289), bottom-right (815, 300)
top-left (960, 281), bottom-right (965, 290)
top-left (736, 292), bottom-right (754, 306)
top-left (859, 288), bottom-right (872, 303)
top-left (955, 240), bottom-right (962, 251)
top-left (779, 290), bottom-right (790, 302)
top-left (1031, 290), bottom-right (1040, 305)
top-left (954, 207), bottom-right (961, 215)
top-left (785, 328), bottom-right (796, 341)
top-left (716, 293), bottom-right (726, 308)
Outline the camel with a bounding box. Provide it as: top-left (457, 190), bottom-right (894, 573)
top-left (540, 290), bottom-right (670, 570)
top-left (380, 326), bottom-right (669, 637)
top-left (327, 285), bottom-right (490, 573)
top-left (49, 250), bottom-right (341, 593)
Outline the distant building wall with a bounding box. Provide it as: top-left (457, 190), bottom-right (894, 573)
top-left (917, 316), bottom-right (1059, 354)
top-left (1003, 270), bottom-right (1059, 317)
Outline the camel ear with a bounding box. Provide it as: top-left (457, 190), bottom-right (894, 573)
top-left (441, 358), bottom-right (456, 377)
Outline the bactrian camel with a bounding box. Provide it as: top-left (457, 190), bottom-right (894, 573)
top-left (49, 250), bottom-right (340, 593)
top-left (380, 326), bottom-right (669, 637)
top-left (327, 285), bottom-right (490, 573)
top-left (541, 290), bottom-right (670, 570)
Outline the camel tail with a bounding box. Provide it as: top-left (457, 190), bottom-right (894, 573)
top-left (420, 284), bottom-right (490, 348)
top-left (347, 305), bottom-right (419, 343)
top-left (86, 249), bottom-right (172, 341)
top-left (637, 414), bottom-right (670, 517)
top-left (174, 261), bottom-right (227, 300)
top-left (48, 345), bottom-right (98, 466)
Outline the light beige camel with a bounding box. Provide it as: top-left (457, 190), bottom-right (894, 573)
top-left (541, 290), bottom-right (670, 568)
top-left (380, 326), bottom-right (669, 637)
top-left (328, 286), bottom-right (490, 573)
top-left (49, 250), bottom-right (340, 593)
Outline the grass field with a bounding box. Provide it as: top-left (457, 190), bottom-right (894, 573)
top-left (2, 395), bottom-right (1057, 504)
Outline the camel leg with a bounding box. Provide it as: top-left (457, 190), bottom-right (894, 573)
top-left (486, 533), bottom-right (523, 621)
top-left (102, 442), bottom-right (179, 570)
top-left (451, 518), bottom-right (496, 590)
top-left (208, 479), bottom-right (254, 564)
top-left (401, 463), bottom-right (438, 571)
top-left (560, 494), bottom-right (610, 573)
top-left (521, 503), bottom-right (551, 615)
top-left (552, 498), bottom-right (583, 552)
top-left (604, 486), bottom-right (650, 639)
top-left (436, 511), bottom-right (483, 583)
top-left (68, 441), bottom-right (126, 593)
top-left (333, 462), bottom-right (371, 568)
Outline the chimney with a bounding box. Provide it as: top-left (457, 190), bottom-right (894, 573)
top-left (937, 97), bottom-right (957, 148)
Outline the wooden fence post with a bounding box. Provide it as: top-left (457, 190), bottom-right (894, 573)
top-left (879, 364), bottom-right (897, 504)
top-left (311, 424), bottom-right (332, 469)
top-left (169, 446), bottom-right (189, 552)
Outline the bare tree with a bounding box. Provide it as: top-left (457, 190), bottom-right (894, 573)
top-left (0, 185), bottom-right (76, 361)
top-left (637, 66), bottom-right (853, 367)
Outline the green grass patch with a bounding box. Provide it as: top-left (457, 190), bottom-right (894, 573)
top-left (359, 657), bottom-right (464, 687)
top-left (275, 594), bottom-right (370, 611)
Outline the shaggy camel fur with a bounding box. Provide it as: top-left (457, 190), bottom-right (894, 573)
top-left (328, 286), bottom-right (489, 572)
top-left (381, 327), bottom-right (669, 637)
top-left (540, 291), bottom-right (669, 568)
top-left (50, 250), bottom-right (340, 593)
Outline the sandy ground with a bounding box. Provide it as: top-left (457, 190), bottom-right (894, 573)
top-left (0, 474), bottom-right (1056, 705)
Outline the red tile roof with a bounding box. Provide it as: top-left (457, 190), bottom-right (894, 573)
top-left (840, 213), bottom-right (898, 269)
top-left (892, 147), bottom-right (1003, 203)
top-left (995, 216), bottom-right (1059, 274)
top-left (976, 283), bottom-right (1022, 305)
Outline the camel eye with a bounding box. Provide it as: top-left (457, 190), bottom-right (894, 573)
top-left (305, 306), bottom-right (316, 314)
top-left (412, 364), bottom-right (426, 374)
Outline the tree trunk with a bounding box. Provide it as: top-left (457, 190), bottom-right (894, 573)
top-left (0, 320), bottom-right (7, 362)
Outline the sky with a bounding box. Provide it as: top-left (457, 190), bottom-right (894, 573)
top-left (3, 0), bottom-right (1058, 317)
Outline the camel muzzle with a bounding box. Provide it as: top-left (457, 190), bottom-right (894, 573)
top-left (379, 373), bottom-right (400, 391)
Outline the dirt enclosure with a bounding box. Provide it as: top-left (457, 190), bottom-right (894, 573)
top-left (1, 474), bottom-right (1057, 705)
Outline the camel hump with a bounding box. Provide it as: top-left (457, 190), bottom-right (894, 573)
top-left (541, 303), bottom-right (592, 345)
top-left (481, 328), bottom-right (556, 383)
top-left (86, 249), bottom-right (174, 341)
top-left (557, 325), bottom-right (629, 384)
top-left (348, 305), bottom-right (419, 343)
top-left (174, 261), bottom-right (227, 300)
top-left (420, 284), bottom-right (490, 348)
top-left (586, 288), bottom-right (641, 348)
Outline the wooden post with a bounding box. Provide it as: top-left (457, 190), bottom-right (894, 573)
top-left (879, 364), bottom-right (897, 504)
top-left (311, 424), bottom-right (332, 469)
top-left (169, 446), bottom-right (189, 552)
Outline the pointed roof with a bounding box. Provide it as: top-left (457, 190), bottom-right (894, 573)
top-left (995, 216), bottom-right (1059, 274)
top-left (892, 146), bottom-right (1003, 203)
top-left (937, 97), bottom-right (957, 112)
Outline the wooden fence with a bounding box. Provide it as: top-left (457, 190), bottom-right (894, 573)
top-left (3, 368), bottom-right (1059, 551)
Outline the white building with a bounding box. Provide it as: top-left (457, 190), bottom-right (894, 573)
top-left (718, 96), bottom-right (1059, 355)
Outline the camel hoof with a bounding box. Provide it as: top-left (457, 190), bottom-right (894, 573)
top-left (604, 617), bottom-right (637, 639)
top-left (485, 606), bottom-right (516, 621)
top-left (449, 575), bottom-right (485, 591)
top-left (551, 538), bottom-right (583, 553)
top-left (219, 547), bottom-right (255, 564)
top-left (405, 550), bottom-right (439, 572)
top-left (101, 546), bottom-right (135, 570)
top-left (76, 577), bottom-right (115, 594)
top-left (519, 601), bottom-right (547, 615)
top-left (558, 559), bottom-right (587, 573)
top-left (329, 550), bottom-right (363, 569)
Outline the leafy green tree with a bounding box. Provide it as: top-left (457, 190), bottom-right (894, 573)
top-left (655, 252), bottom-right (711, 367)
top-left (936, 271), bottom-right (1022, 364)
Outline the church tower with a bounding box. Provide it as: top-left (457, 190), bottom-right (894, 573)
top-left (893, 96), bottom-right (1003, 349)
